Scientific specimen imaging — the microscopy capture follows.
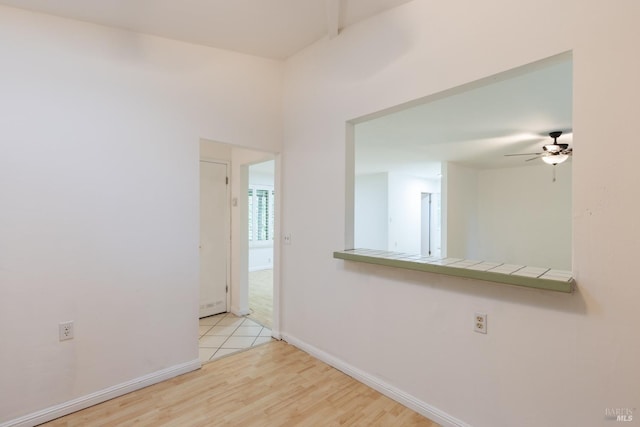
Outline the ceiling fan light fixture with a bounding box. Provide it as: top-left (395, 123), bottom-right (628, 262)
top-left (542, 153), bottom-right (569, 165)
top-left (544, 144), bottom-right (562, 153)
top-left (504, 130), bottom-right (572, 165)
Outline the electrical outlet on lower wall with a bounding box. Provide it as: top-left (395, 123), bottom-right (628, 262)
top-left (59, 321), bottom-right (74, 341)
top-left (474, 313), bottom-right (487, 334)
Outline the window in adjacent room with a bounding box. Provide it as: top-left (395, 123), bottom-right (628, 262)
top-left (248, 186), bottom-right (274, 242)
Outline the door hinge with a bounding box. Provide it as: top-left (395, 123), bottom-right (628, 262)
top-left (225, 176), bottom-right (229, 185)
top-left (226, 285), bottom-right (228, 293)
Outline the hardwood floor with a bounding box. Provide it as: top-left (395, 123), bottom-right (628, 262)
top-left (42, 341), bottom-right (438, 426)
top-left (248, 269), bottom-right (273, 328)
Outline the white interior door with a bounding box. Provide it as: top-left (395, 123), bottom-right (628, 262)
top-left (199, 160), bottom-right (228, 318)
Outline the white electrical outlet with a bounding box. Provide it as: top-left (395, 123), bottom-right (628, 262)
top-left (59, 321), bottom-right (74, 341)
top-left (474, 313), bottom-right (487, 334)
top-left (283, 234), bottom-right (292, 245)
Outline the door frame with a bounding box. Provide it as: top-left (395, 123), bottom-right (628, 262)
top-left (198, 139), bottom-right (282, 339)
top-left (199, 157), bottom-right (231, 315)
top-left (271, 153), bottom-right (282, 338)
top-left (234, 154), bottom-right (281, 338)
top-left (421, 192), bottom-right (432, 257)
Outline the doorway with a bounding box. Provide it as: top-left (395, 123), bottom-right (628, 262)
top-left (199, 160), bottom-right (229, 318)
top-left (247, 160), bottom-right (275, 328)
top-left (421, 192), bottom-right (442, 258)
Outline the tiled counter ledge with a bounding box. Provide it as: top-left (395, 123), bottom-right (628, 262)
top-left (333, 249), bottom-right (575, 293)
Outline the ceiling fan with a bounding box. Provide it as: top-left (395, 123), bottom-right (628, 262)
top-left (505, 131), bottom-right (573, 165)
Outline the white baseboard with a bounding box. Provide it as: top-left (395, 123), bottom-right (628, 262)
top-left (281, 334), bottom-right (470, 427)
top-left (1, 359), bottom-right (201, 427)
top-left (248, 265), bottom-right (273, 272)
top-left (270, 328), bottom-right (281, 340)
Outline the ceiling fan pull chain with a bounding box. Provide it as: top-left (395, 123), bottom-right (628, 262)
top-left (552, 165), bottom-right (557, 183)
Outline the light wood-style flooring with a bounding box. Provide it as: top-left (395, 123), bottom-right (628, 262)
top-left (42, 341), bottom-right (438, 426)
top-left (248, 268), bottom-right (273, 328)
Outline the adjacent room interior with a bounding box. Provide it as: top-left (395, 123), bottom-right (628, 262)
top-left (197, 140), bottom-right (276, 363)
top-left (353, 54), bottom-right (572, 270)
top-left (247, 160), bottom-right (275, 329)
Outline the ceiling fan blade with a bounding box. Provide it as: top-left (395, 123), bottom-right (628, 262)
top-left (525, 155), bottom-right (542, 162)
top-left (504, 152), bottom-right (543, 157)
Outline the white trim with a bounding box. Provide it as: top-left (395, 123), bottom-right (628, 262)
top-left (269, 329), bottom-right (282, 341)
top-left (280, 334), bottom-right (470, 427)
top-left (271, 153), bottom-right (282, 338)
top-left (1, 359), bottom-right (200, 427)
top-left (249, 264), bottom-right (273, 272)
top-left (249, 241), bottom-right (274, 249)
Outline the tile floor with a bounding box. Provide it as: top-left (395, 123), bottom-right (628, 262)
top-left (199, 312), bottom-right (272, 363)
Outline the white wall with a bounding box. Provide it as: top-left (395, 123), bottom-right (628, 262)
top-left (443, 162), bottom-right (479, 259)
top-left (354, 172), bottom-right (438, 253)
top-left (0, 5), bottom-right (282, 424)
top-left (281, 1), bottom-right (640, 427)
top-left (200, 138), bottom-right (233, 161)
top-left (249, 167), bottom-right (275, 187)
top-left (354, 173), bottom-right (388, 250)
top-left (388, 173), bottom-right (439, 254)
top-left (476, 163), bottom-right (572, 269)
top-left (249, 247), bottom-right (273, 271)
top-left (443, 161), bottom-right (571, 268)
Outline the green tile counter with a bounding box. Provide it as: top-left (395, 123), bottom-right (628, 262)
top-left (333, 249), bottom-right (575, 293)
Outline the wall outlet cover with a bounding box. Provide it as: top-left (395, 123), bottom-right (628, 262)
top-left (59, 321), bottom-right (74, 341)
top-left (474, 313), bottom-right (487, 334)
